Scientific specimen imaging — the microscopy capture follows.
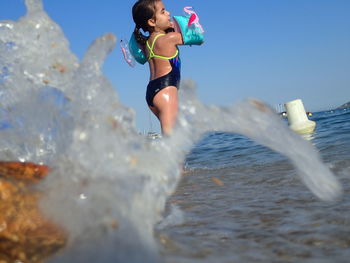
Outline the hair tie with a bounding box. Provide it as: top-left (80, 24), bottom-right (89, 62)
top-left (139, 28), bottom-right (150, 38)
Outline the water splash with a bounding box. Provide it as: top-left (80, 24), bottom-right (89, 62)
top-left (0, 0), bottom-right (342, 262)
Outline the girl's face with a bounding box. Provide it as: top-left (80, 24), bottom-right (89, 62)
top-left (150, 1), bottom-right (171, 31)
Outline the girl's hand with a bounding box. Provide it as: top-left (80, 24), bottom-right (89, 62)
top-left (169, 20), bottom-right (180, 33)
top-left (165, 23), bottom-right (175, 33)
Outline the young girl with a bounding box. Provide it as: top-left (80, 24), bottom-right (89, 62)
top-left (131, 0), bottom-right (203, 135)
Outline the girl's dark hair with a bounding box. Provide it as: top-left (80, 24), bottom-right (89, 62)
top-left (132, 0), bottom-right (159, 45)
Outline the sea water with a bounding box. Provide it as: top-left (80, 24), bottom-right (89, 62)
top-left (168, 109), bottom-right (350, 263)
top-left (0, 1), bottom-right (346, 262)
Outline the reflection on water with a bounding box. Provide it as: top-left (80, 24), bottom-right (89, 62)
top-left (0, 0), bottom-right (343, 262)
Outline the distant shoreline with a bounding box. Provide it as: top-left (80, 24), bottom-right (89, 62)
top-left (338, 101), bottom-right (350, 109)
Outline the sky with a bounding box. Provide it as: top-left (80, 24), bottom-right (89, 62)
top-left (1, 0), bottom-right (350, 132)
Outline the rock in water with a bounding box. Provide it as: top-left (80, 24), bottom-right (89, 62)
top-left (0, 161), bottom-right (67, 263)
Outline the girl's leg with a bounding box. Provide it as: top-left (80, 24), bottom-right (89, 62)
top-left (150, 86), bottom-right (178, 135)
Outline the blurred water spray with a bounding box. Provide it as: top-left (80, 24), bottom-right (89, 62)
top-left (0, 0), bottom-right (342, 262)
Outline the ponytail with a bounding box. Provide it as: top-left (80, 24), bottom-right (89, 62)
top-left (133, 26), bottom-right (148, 46)
top-left (132, 0), bottom-right (159, 46)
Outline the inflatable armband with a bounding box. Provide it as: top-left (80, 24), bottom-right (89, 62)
top-left (120, 39), bottom-right (135, 67)
top-left (173, 6), bottom-right (204, 45)
top-left (128, 33), bottom-right (147, 65)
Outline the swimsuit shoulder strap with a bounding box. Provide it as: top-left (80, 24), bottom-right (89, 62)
top-left (146, 33), bottom-right (178, 61)
top-left (147, 34), bottom-right (165, 60)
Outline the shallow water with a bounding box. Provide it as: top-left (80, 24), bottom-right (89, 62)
top-left (161, 109), bottom-right (350, 263)
top-left (0, 1), bottom-right (346, 262)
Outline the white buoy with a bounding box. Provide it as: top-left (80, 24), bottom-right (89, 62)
top-left (285, 99), bottom-right (316, 134)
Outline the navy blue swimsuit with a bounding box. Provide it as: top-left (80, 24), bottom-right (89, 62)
top-left (145, 34), bottom-right (181, 107)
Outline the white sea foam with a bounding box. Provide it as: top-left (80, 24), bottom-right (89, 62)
top-left (0, 0), bottom-right (342, 262)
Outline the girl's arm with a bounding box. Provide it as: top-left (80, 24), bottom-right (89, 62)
top-left (166, 32), bottom-right (184, 46)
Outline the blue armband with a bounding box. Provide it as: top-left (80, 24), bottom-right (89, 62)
top-left (128, 33), bottom-right (147, 65)
top-left (173, 7), bottom-right (204, 45)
